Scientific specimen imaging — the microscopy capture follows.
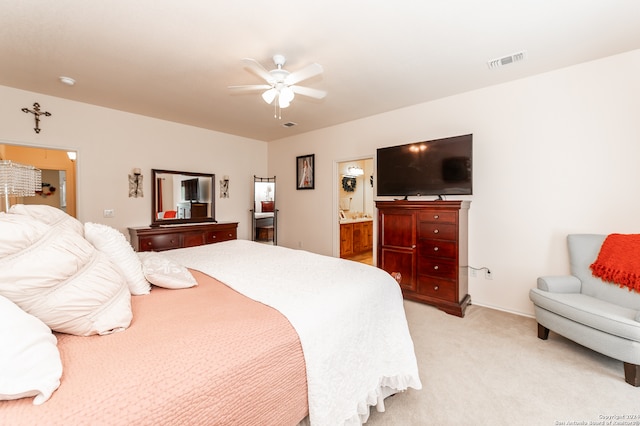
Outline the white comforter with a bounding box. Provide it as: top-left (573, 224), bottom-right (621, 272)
top-left (165, 240), bottom-right (422, 426)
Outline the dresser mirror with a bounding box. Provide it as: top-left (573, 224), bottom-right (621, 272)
top-left (151, 169), bottom-right (215, 226)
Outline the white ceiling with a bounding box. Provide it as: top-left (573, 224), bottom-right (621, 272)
top-left (2, 1), bottom-right (639, 142)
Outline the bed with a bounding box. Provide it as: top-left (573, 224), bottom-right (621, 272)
top-left (0, 205), bottom-right (422, 426)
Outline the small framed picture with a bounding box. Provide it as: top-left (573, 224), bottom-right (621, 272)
top-left (296, 154), bottom-right (315, 190)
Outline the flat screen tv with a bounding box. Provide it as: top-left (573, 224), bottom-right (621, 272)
top-left (376, 134), bottom-right (472, 197)
top-left (182, 178), bottom-right (199, 201)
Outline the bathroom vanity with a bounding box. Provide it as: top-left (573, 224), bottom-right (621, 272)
top-left (339, 218), bottom-right (373, 258)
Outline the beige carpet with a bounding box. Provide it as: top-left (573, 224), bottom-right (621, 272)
top-left (366, 301), bottom-right (640, 425)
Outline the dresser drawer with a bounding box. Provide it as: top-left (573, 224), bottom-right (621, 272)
top-left (418, 222), bottom-right (456, 240)
top-left (417, 276), bottom-right (456, 301)
top-left (418, 211), bottom-right (457, 224)
top-left (204, 228), bottom-right (237, 244)
top-left (139, 234), bottom-right (182, 251)
top-left (419, 239), bottom-right (457, 259)
top-left (418, 256), bottom-right (457, 279)
top-left (183, 232), bottom-right (205, 247)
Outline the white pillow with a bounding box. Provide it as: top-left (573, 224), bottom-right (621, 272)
top-left (0, 212), bottom-right (50, 257)
top-left (0, 295), bottom-right (62, 405)
top-left (138, 252), bottom-right (197, 289)
top-left (9, 203), bottom-right (84, 235)
top-left (0, 212), bottom-right (132, 336)
top-left (84, 222), bottom-right (151, 295)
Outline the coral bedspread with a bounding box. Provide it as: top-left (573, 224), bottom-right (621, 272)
top-left (0, 270), bottom-right (308, 426)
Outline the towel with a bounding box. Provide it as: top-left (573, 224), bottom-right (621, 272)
top-left (590, 233), bottom-right (640, 293)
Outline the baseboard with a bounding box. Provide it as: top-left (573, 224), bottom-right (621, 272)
top-left (470, 301), bottom-right (536, 319)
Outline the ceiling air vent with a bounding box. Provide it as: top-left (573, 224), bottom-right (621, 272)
top-left (282, 122), bottom-right (297, 128)
top-left (487, 50), bottom-right (527, 69)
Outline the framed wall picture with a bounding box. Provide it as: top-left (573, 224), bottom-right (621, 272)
top-left (296, 154), bottom-right (315, 190)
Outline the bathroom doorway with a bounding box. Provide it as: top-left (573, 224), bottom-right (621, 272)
top-left (336, 157), bottom-right (374, 265)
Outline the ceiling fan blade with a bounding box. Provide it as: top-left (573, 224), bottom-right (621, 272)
top-left (228, 84), bottom-right (272, 92)
top-left (241, 58), bottom-right (273, 83)
top-left (286, 63), bottom-right (323, 85)
top-left (290, 85), bottom-right (327, 99)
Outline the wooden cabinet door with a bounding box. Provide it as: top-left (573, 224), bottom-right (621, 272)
top-left (380, 248), bottom-right (416, 291)
top-left (352, 222), bottom-right (363, 253)
top-left (378, 209), bottom-right (416, 290)
top-left (379, 210), bottom-right (416, 249)
top-left (340, 223), bottom-right (353, 257)
top-left (363, 221), bottom-right (373, 251)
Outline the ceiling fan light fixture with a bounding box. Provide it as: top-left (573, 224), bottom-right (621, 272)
top-left (262, 88), bottom-right (277, 104)
top-left (231, 54), bottom-right (325, 118)
top-left (280, 86), bottom-right (295, 104)
top-left (278, 96), bottom-right (291, 109)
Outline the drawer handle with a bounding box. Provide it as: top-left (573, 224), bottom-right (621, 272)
top-left (434, 265), bottom-right (439, 270)
top-left (170, 239), bottom-right (175, 243)
top-left (391, 272), bottom-right (402, 284)
top-left (412, 244), bottom-right (416, 249)
top-left (146, 241), bottom-right (152, 246)
top-left (434, 214), bottom-right (439, 219)
top-left (228, 233), bottom-right (232, 237)
top-left (434, 285), bottom-right (439, 291)
top-left (433, 229), bottom-right (439, 234)
top-left (433, 246), bottom-right (439, 251)
top-left (213, 235), bottom-right (217, 239)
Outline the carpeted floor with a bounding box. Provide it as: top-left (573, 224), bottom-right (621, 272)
top-left (366, 301), bottom-right (640, 425)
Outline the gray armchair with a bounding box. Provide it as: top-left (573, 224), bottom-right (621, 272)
top-left (529, 234), bottom-right (640, 386)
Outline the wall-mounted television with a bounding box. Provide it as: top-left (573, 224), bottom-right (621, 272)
top-left (376, 134), bottom-right (472, 197)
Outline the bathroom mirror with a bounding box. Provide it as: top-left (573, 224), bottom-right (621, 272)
top-left (151, 169), bottom-right (215, 226)
top-left (0, 143), bottom-right (77, 217)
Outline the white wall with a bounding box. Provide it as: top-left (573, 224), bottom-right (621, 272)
top-left (0, 86), bottom-right (267, 239)
top-left (268, 49), bottom-right (640, 316)
top-left (3, 50), bottom-right (638, 316)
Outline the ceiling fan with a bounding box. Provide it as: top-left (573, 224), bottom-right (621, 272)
top-left (229, 54), bottom-right (327, 116)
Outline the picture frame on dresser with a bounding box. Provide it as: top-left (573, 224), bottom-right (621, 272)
top-left (296, 154), bottom-right (314, 190)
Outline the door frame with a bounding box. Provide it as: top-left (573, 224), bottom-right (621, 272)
top-left (332, 155), bottom-right (375, 260)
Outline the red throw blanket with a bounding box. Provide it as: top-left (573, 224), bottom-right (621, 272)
top-left (590, 233), bottom-right (640, 293)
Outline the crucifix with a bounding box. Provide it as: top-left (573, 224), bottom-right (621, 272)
top-left (21, 102), bottom-right (52, 134)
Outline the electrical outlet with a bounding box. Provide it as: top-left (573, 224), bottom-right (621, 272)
top-left (103, 209), bottom-right (114, 218)
top-left (485, 269), bottom-right (492, 280)
top-left (470, 268), bottom-right (476, 277)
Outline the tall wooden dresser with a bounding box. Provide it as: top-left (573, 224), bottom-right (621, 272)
top-left (376, 200), bottom-right (470, 317)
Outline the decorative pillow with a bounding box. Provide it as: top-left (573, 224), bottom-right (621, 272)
top-left (84, 222), bottom-right (151, 295)
top-left (9, 203), bottom-right (84, 235)
top-left (0, 212), bottom-right (132, 336)
top-left (0, 212), bottom-right (50, 257)
top-left (261, 201), bottom-right (274, 212)
top-left (138, 252), bottom-right (197, 289)
top-left (0, 295), bottom-right (62, 405)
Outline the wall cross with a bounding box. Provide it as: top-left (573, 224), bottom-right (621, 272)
top-left (21, 102), bottom-right (52, 134)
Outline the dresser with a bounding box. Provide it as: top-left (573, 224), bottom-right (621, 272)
top-left (376, 200), bottom-right (470, 317)
top-left (128, 222), bottom-right (238, 252)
